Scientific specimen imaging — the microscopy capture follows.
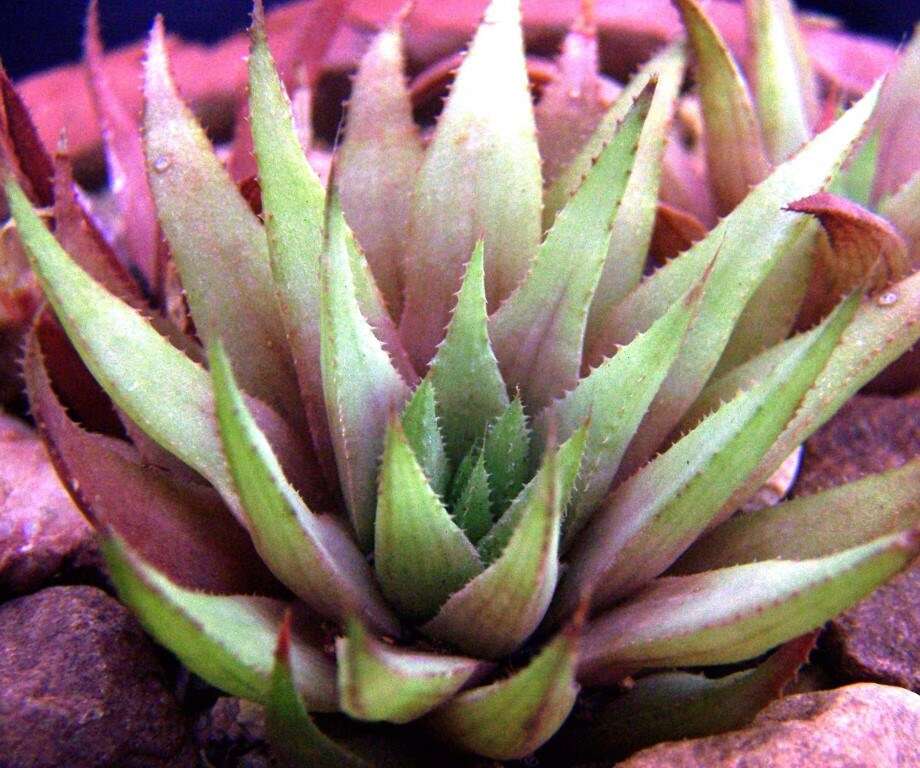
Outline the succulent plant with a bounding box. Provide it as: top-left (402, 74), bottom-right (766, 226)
top-left (2, 0), bottom-right (919, 764)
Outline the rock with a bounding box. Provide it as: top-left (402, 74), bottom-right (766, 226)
top-left (795, 394), bottom-right (920, 692)
top-left (0, 413), bottom-right (98, 595)
top-left (195, 697), bottom-right (271, 768)
top-left (0, 585), bottom-right (196, 768)
top-left (618, 683), bottom-right (920, 767)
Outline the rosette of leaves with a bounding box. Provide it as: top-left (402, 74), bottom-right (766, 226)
top-left (3, 0), bottom-right (919, 764)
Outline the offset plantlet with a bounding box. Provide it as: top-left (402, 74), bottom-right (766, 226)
top-left (4, 0), bottom-right (920, 764)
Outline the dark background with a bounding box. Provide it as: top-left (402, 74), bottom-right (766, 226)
top-left (1, 0), bottom-right (918, 81)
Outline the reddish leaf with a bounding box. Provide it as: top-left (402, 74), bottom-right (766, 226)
top-left (649, 201), bottom-right (707, 267)
top-left (83, 0), bottom-right (162, 298)
top-left (0, 64), bottom-right (53, 206)
top-left (24, 319), bottom-right (282, 596)
top-left (787, 192), bottom-right (913, 297)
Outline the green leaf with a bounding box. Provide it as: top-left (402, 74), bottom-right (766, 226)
top-left (482, 398), bottom-right (530, 515)
top-left (746, 0), bottom-right (819, 163)
top-left (210, 342), bottom-right (399, 636)
top-left (544, 42), bottom-right (680, 226)
top-left (5, 177), bottom-right (312, 515)
top-left (578, 530), bottom-right (919, 683)
top-left (143, 20), bottom-right (302, 428)
top-left (375, 417), bottom-right (482, 623)
top-left (586, 81), bottom-right (881, 474)
top-left (675, 0), bottom-right (770, 214)
top-left (557, 293), bottom-right (857, 617)
top-left (477, 423), bottom-right (588, 566)
top-left (321, 188), bottom-right (410, 550)
top-left (267, 614), bottom-right (367, 768)
top-left (829, 130), bottom-right (879, 207)
top-left (422, 432), bottom-right (579, 658)
top-left (585, 43), bottom-right (686, 337)
top-left (339, 17), bottom-right (423, 318)
top-left (337, 617), bottom-right (482, 724)
top-left (428, 241), bottom-right (509, 464)
top-left (722, 268), bottom-right (920, 518)
top-left (102, 533), bottom-right (337, 709)
top-left (552, 634), bottom-right (814, 762)
top-left (426, 619), bottom-right (581, 760)
top-left (880, 170), bottom-right (920, 257)
top-left (449, 449), bottom-right (493, 544)
top-left (490, 86), bottom-right (653, 411)
top-left (400, 380), bottom-right (450, 497)
top-left (676, 459), bottom-right (920, 573)
top-left (400, 0), bottom-right (542, 369)
top-left (538, 276), bottom-right (703, 549)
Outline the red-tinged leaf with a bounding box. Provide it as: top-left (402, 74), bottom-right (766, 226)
top-left (400, 0), bottom-right (543, 370)
top-left (649, 201), bottom-right (707, 266)
top-left (676, 0), bottom-right (771, 214)
top-left (425, 612), bottom-right (583, 761)
top-left (52, 148), bottom-right (144, 307)
top-left (535, 0), bottom-right (609, 186)
top-left (0, 64), bottom-right (53, 206)
top-left (84, 0), bottom-right (161, 297)
top-left (787, 192), bottom-right (913, 297)
top-left (24, 323), bottom-right (281, 596)
top-left (872, 27), bottom-right (920, 203)
top-left (578, 530), bottom-right (920, 683)
top-left (337, 617), bottom-right (484, 724)
top-left (143, 19), bottom-right (305, 432)
top-left (268, 614), bottom-right (368, 768)
top-left (339, 14), bottom-right (422, 319)
top-left (103, 535), bottom-right (338, 709)
top-left (550, 633), bottom-right (816, 763)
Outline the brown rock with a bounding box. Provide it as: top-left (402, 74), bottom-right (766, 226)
top-left (0, 412), bottom-right (97, 595)
top-left (195, 697), bottom-right (271, 768)
top-left (794, 394), bottom-right (920, 692)
top-left (0, 585), bottom-right (196, 768)
top-left (618, 683), bottom-right (920, 767)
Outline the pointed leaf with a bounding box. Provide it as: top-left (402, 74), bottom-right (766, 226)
top-left (24, 323), bottom-right (280, 597)
top-left (829, 130), bottom-right (879, 207)
top-left (143, 20), bottom-right (302, 428)
top-left (482, 398), bottom-right (530, 515)
top-left (587, 82), bottom-right (881, 473)
top-left (880, 171), bottom-right (920, 259)
top-left (722, 269), bottom-right (920, 518)
top-left (787, 192), bottom-right (912, 295)
top-left (321, 189), bottom-right (410, 550)
top-left (210, 342), bottom-right (399, 636)
top-left (375, 417), bottom-right (482, 623)
top-left (539, 278), bottom-right (701, 548)
top-left (400, 380), bottom-right (450, 497)
top-left (0, 64), bottom-right (54, 206)
top-left (428, 241), bottom-right (509, 463)
top-left (339, 17), bottom-right (423, 317)
top-left (578, 530), bottom-right (919, 683)
top-left (422, 434), bottom-right (577, 658)
top-left (337, 617), bottom-right (483, 724)
top-left (477, 424), bottom-right (587, 566)
top-left (268, 615), bottom-right (367, 768)
top-left (585, 43), bottom-right (686, 336)
top-left (544, 42), bottom-right (679, 226)
top-left (85, 1), bottom-right (160, 295)
top-left (675, 0), bottom-right (770, 214)
top-left (102, 534), bottom-right (337, 709)
top-left (449, 450), bottom-right (493, 544)
top-left (535, 0), bottom-right (608, 185)
top-left (6, 177), bottom-right (314, 516)
top-left (676, 459), bottom-right (920, 573)
top-left (553, 634), bottom-right (815, 762)
top-left (490, 86), bottom-right (653, 412)
top-left (746, 0), bottom-right (819, 163)
top-left (426, 618), bottom-right (581, 760)
top-left (400, 0), bottom-right (542, 369)
top-left (558, 293), bottom-right (857, 617)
